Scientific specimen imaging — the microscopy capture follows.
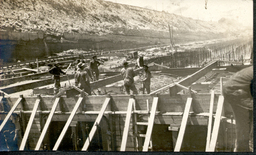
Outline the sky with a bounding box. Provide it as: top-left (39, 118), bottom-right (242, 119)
top-left (104, 0), bottom-right (253, 27)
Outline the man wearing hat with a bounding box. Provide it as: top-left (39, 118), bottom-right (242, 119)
top-left (49, 62), bottom-right (66, 94)
top-left (89, 56), bottom-right (101, 81)
top-left (121, 61), bottom-right (138, 95)
top-left (140, 65), bottom-right (151, 94)
top-left (75, 63), bottom-right (91, 95)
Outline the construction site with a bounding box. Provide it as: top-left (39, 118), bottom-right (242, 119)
top-left (0, 0), bottom-right (253, 153)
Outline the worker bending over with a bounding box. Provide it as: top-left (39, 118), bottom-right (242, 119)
top-left (121, 61), bottom-right (138, 95)
top-left (75, 64), bottom-right (91, 95)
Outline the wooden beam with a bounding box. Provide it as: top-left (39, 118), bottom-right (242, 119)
top-left (142, 97), bottom-right (158, 151)
top-left (175, 83), bottom-right (197, 93)
top-left (19, 97), bottom-right (40, 150)
top-left (81, 97), bottom-right (111, 151)
top-left (149, 83), bottom-right (175, 95)
top-left (0, 97), bottom-right (22, 132)
top-left (1, 74), bottom-right (74, 94)
top-left (35, 97), bottom-right (60, 150)
top-left (53, 97), bottom-right (83, 151)
top-left (178, 60), bottom-right (218, 87)
top-left (174, 97), bottom-right (192, 152)
top-left (205, 90), bottom-right (215, 150)
top-left (22, 68), bottom-right (38, 72)
top-left (207, 95), bottom-right (224, 152)
top-left (120, 98), bottom-right (134, 151)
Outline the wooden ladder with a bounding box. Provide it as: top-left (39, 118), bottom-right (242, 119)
top-left (141, 97), bottom-right (158, 152)
top-left (120, 97), bottom-right (158, 151)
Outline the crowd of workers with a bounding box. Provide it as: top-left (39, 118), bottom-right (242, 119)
top-left (49, 55), bottom-right (151, 95)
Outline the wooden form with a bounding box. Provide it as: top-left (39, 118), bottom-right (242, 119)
top-left (174, 97), bottom-right (193, 152)
top-left (35, 97), bottom-right (60, 150)
top-left (82, 97), bottom-right (111, 151)
top-left (151, 60), bottom-right (218, 95)
top-left (19, 97), bottom-right (41, 150)
top-left (53, 97), bottom-right (83, 151)
top-left (0, 92), bottom-right (229, 151)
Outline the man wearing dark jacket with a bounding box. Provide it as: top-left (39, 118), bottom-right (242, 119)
top-left (223, 66), bottom-right (253, 152)
top-left (89, 56), bottom-right (101, 81)
top-left (121, 61), bottom-right (138, 95)
top-left (75, 64), bottom-right (91, 95)
top-left (49, 63), bottom-right (66, 94)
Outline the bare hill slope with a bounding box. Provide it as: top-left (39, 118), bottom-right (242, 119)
top-left (0, 0), bottom-right (247, 37)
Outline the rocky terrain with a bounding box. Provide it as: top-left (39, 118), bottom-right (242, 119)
top-left (1, 0), bottom-right (250, 37)
top-left (0, 0), bottom-right (252, 63)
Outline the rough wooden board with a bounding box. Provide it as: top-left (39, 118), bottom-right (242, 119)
top-left (174, 97), bottom-right (192, 152)
top-left (52, 97), bottom-right (83, 151)
top-left (0, 97), bottom-right (22, 132)
top-left (205, 90), bottom-right (215, 150)
top-left (207, 95), bottom-right (224, 152)
top-left (19, 98), bottom-right (40, 150)
top-left (35, 97), bottom-right (60, 150)
top-left (120, 98), bottom-right (134, 151)
top-left (82, 97), bottom-right (111, 151)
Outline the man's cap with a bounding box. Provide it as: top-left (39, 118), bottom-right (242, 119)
top-left (123, 61), bottom-right (128, 66)
top-left (92, 55), bottom-right (97, 59)
top-left (143, 65), bottom-right (148, 68)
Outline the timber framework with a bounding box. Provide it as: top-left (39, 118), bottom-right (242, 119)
top-left (0, 60), bottom-right (247, 152)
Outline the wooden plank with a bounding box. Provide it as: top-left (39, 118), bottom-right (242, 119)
top-left (35, 97), bottom-right (60, 150)
top-left (142, 97), bottom-right (158, 151)
top-left (205, 90), bottom-right (215, 150)
top-left (120, 98), bottom-right (134, 151)
top-left (150, 83), bottom-right (175, 95)
top-left (174, 97), bottom-right (192, 152)
top-left (175, 83), bottom-right (197, 93)
top-left (53, 97), bottom-right (83, 151)
top-left (0, 97), bottom-right (22, 132)
top-left (19, 98), bottom-right (40, 150)
top-left (207, 95), bottom-right (224, 152)
top-left (81, 97), bottom-right (111, 151)
top-left (22, 67), bottom-right (38, 72)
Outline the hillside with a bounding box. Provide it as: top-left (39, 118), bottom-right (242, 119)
top-left (0, 0), bottom-right (249, 37)
top-left (0, 0), bottom-right (252, 63)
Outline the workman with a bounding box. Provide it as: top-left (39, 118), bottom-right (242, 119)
top-left (140, 65), bottom-right (151, 94)
top-left (89, 56), bottom-right (101, 81)
top-left (121, 61), bottom-right (138, 95)
top-left (136, 55), bottom-right (144, 68)
top-left (222, 66), bottom-right (253, 152)
top-left (75, 64), bottom-right (91, 95)
top-left (48, 63), bottom-right (66, 94)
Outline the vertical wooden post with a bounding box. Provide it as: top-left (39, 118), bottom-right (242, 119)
top-left (205, 90), bottom-right (215, 150)
top-left (206, 95), bottom-right (224, 152)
